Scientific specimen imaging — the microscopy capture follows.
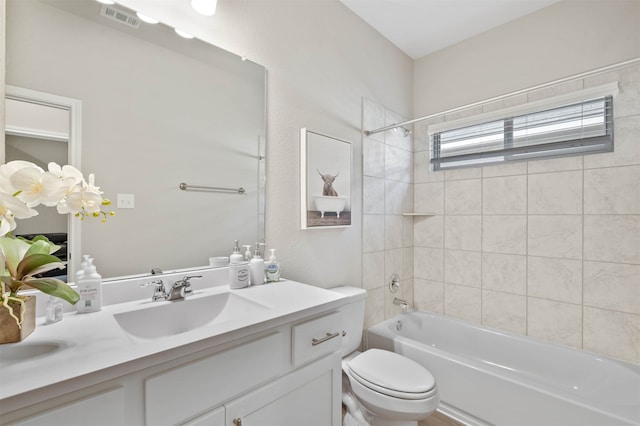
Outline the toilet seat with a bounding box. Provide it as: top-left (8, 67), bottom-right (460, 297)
top-left (348, 349), bottom-right (436, 400)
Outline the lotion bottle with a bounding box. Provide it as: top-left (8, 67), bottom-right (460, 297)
top-left (249, 243), bottom-right (265, 285)
top-left (229, 240), bottom-right (244, 264)
top-left (76, 255), bottom-right (102, 313)
top-left (265, 249), bottom-right (281, 282)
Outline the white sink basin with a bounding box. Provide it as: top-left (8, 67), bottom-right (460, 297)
top-left (113, 291), bottom-right (269, 339)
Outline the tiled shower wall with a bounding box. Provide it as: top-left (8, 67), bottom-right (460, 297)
top-left (412, 63), bottom-right (640, 364)
top-left (362, 99), bottom-right (415, 330)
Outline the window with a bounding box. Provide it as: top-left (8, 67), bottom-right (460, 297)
top-left (430, 94), bottom-right (614, 171)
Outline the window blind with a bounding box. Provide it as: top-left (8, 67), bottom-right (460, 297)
top-left (430, 96), bottom-right (613, 170)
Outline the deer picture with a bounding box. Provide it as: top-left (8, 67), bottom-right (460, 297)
top-left (317, 169), bottom-right (339, 197)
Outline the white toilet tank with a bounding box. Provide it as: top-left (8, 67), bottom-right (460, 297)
top-left (330, 286), bottom-right (367, 356)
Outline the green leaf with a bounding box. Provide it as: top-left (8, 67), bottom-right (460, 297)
top-left (25, 239), bottom-right (52, 257)
top-left (16, 253), bottom-right (64, 280)
top-left (21, 278), bottom-right (80, 305)
top-left (0, 237), bottom-right (30, 277)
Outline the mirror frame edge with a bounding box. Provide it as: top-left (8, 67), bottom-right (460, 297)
top-left (5, 84), bottom-right (82, 278)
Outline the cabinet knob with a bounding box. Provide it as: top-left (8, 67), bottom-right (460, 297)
top-left (233, 418), bottom-right (242, 426)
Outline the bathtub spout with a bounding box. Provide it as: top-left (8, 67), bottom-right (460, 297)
top-left (393, 297), bottom-right (408, 311)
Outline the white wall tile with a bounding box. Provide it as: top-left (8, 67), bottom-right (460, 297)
top-left (414, 247), bottom-right (444, 281)
top-left (386, 145), bottom-right (412, 183)
top-left (527, 156), bottom-right (583, 174)
top-left (584, 115), bottom-right (640, 169)
top-left (482, 215), bottom-right (527, 255)
top-left (364, 287), bottom-right (385, 330)
top-left (364, 138), bottom-right (385, 178)
top-left (402, 216), bottom-right (414, 248)
top-left (482, 290), bottom-right (526, 334)
top-left (362, 251), bottom-right (385, 291)
top-left (528, 298), bottom-right (582, 348)
top-left (414, 279), bottom-right (444, 314)
top-left (584, 307), bottom-right (640, 363)
top-left (385, 180), bottom-right (411, 214)
top-left (363, 214), bottom-right (384, 252)
top-left (482, 162), bottom-right (527, 178)
top-left (528, 215), bottom-right (582, 260)
top-left (363, 176), bottom-right (385, 214)
top-left (528, 171), bottom-right (582, 214)
top-left (445, 215), bottom-right (482, 251)
top-left (385, 214), bottom-right (403, 250)
top-left (402, 247), bottom-right (414, 279)
top-left (415, 182), bottom-right (444, 215)
top-left (444, 283), bottom-right (481, 323)
top-left (414, 215), bottom-right (444, 248)
top-left (385, 248), bottom-right (403, 285)
top-left (527, 256), bottom-right (582, 304)
top-left (584, 261), bottom-right (640, 314)
top-left (445, 179), bottom-right (481, 214)
top-left (483, 175), bottom-right (527, 214)
top-left (527, 79), bottom-right (584, 102)
top-left (482, 252), bottom-right (527, 295)
top-left (482, 92), bottom-right (528, 114)
top-left (584, 215), bottom-right (640, 264)
top-left (584, 165), bottom-right (640, 214)
top-left (444, 167), bottom-right (482, 181)
top-left (444, 249), bottom-right (481, 288)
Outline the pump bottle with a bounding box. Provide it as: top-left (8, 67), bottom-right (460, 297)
top-left (75, 255), bottom-right (102, 313)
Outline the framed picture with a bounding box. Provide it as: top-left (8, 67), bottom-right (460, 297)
top-left (301, 128), bottom-right (352, 229)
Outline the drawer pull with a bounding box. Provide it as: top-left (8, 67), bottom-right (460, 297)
top-left (233, 418), bottom-right (242, 426)
top-left (311, 331), bottom-right (340, 346)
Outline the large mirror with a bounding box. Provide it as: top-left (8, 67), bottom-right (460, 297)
top-left (5, 0), bottom-right (266, 279)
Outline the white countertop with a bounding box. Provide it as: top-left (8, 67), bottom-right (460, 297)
top-left (0, 278), bottom-right (348, 413)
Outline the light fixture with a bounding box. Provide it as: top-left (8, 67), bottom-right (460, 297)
top-left (174, 28), bottom-right (195, 39)
top-left (191, 0), bottom-right (217, 16)
top-left (136, 12), bottom-right (159, 24)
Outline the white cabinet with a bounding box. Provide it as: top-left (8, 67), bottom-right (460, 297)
top-left (225, 353), bottom-right (341, 426)
top-left (8, 387), bottom-right (125, 426)
top-left (6, 312), bottom-right (343, 426)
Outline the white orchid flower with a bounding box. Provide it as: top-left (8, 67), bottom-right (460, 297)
top-left (0, 192), bottom-right (38, 237)
top-left (0, 160), bottom-right (44, 195)
top-left (9, 167), bottom-right (68, 207)
top-left (47, 162), bottom-right (83, 185)
top-left (58, 186), bottom-right (104, 215)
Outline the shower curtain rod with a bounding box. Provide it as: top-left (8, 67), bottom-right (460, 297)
top-left (364, 57), bottom-right (640, 137)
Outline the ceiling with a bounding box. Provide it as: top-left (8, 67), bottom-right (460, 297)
top-left (339, 0), bottom-right (561, 59)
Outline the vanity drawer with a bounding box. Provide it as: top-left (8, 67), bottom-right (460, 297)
top-left (292, 311), bottom-right (342, 367)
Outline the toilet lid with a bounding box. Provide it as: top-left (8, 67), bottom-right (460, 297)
top-left (348, 349), bottom-right (436, 399)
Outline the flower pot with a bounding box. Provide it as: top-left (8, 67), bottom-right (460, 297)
top-left (0, 296), bottom-right (36, 344)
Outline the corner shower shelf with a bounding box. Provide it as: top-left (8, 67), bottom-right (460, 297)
top-left (402, 212), bottom-right (436, 216)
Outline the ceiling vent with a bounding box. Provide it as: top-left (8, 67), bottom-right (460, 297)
top-left (99, 4), bottom-right (141, 29)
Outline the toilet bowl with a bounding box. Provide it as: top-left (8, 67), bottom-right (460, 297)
top-left (332, 287), bottom-right (439, 426)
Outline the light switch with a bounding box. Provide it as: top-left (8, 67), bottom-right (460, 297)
top-left (117, 193), bottom-right (135, 209)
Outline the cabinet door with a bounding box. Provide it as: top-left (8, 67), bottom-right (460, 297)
top-left (8, 387), bottom-right (125, 426)
top-left (181, 406), bottom-right (225, 426)
top-left (225, 353), bottom-right (341, 426)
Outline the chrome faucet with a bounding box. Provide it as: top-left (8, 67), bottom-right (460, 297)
top-left (166, 275), bottom-right (202, 301)
top-left (393, 297), bottom-right (408, 311)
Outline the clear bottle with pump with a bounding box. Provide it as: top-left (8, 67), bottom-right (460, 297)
top-left (249, 243), bottom-right (265, 285)
top-left (75, 255), bottom-right (102, 313)
top-left (243, 245), bottom-right (253, 261)
top-left (230, 240), bottom-right (244, 264)
top-left (265, 249), bottom-right (281, 282)
top-left (45, 295), bottom-right (64, 324)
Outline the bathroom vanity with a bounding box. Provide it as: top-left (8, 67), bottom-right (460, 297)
top-left (0, 276), bottom-right (347, 426)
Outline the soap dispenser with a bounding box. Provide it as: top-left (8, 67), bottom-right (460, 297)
top-left (76, 255), bottom-right (102, 313)
top-left (45, 295), bottom-right (64, 324)
top-left (230, 240), bottom-right (244, 264)
top-left (243, 245), bottom-right (253, 262)
top-left (249, 243), bottom-right (265, 285)
top-left (265, 249), bottom-right (281, 282)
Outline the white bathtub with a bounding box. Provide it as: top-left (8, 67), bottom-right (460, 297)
top-left (366, 310), bottom-right (640, 426)
top-left (313, 195), bottom-right (347, 217)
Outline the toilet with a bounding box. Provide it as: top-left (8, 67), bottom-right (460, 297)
top-left (332, 286), bottom-right (439, 426)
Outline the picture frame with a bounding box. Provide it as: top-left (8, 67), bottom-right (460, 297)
top-left (300, 128), bottom-right (352, 229)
